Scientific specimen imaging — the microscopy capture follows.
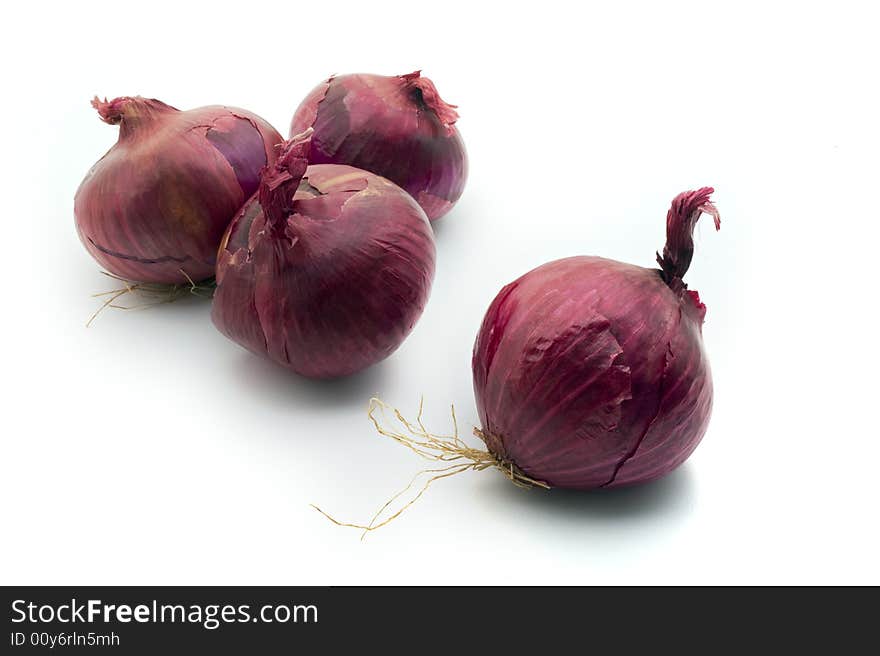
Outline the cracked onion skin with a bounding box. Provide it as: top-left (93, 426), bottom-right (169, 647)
top-left (75, 96), bottom-right (282, 284)
top-left (290, 72), bottom-right (467, 221)
top-left (472, 189), bottom-right (720, 489)
top-left (211, 131), bottom-right (436, 379)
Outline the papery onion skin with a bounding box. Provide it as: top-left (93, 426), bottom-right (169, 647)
top-left (290, 72), bottom-right (468, 221)
top-left (75, 96), bottom-right (282, 284)
top-left (472, 189), bottom-right (720, 489)
top-left (211, 131), bottom-right (436, 379)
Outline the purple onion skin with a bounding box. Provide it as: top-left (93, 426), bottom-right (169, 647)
top-left (472, 189), bottom-right (721, 489)
top-left (211, 132), bottom-right (436, 379)
top-left (290, 72), bottom-right (468, 221)
top-left (75, 97), bottom-right (282, 283)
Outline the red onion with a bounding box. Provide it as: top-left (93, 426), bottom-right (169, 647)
top-left (314, 189), bottom-right (721, 534)
top-left (472, 188), bottom-right (720, 488)
top-left (290, 72), bottom-right (468, 221)
top-left (75, 96), bottom-right (281, 284)
top-left (211, 131), bottom-right (436, 378)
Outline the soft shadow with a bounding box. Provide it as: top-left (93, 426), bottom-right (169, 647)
top-left (231, 350), bottom-right (395, 410)
top-left (428, 203), bottom-right (465, 242)
top-left (481, 464), bottom-right (697, 524)
top-left (429, 215), bottom-right (452, 241)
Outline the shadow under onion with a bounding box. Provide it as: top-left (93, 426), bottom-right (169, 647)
top-left (479, 462), bottom-right (697, 523)
top-left (230, 351), bottom-right (395, 411)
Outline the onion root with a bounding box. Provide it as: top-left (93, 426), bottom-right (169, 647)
top-left (311, 397), bottom-right (548, 538)
top-left (87, 271), bottom-right (215, 327)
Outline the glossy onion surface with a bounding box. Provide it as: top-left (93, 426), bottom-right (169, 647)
top-left (75, 96), bottom-right (281, 283)
top-left (212, 132), bottom-right (436, 379)
top-left (290, 72), bottom-right (467, 221)
top-left (472, 189), bottom-right (720, 489)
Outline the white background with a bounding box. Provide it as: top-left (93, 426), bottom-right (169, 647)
top-left (2, 0), bottom-right (878, 585)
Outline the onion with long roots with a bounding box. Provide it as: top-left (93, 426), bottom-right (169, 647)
top-left (315, 188), bottom-right (721, 534)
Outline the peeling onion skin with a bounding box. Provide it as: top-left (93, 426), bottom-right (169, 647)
top-left (472, 189), bottom-right (720, 489)
top-left (75, 96), bottom-right (282, 283)
top-left (290, 72), bottom-right (468, 221)
top-left (211, 132), bottom-right (436, 379)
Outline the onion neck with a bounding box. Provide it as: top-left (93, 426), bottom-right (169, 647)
top-left (399, 71), bottom-right (460, 130)
top-left (656, 187), bottom-right (720, 285)
top-left (258, 129), bottom-right (312, 234)
top-left (91, 96), bottom-right (178, 139)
